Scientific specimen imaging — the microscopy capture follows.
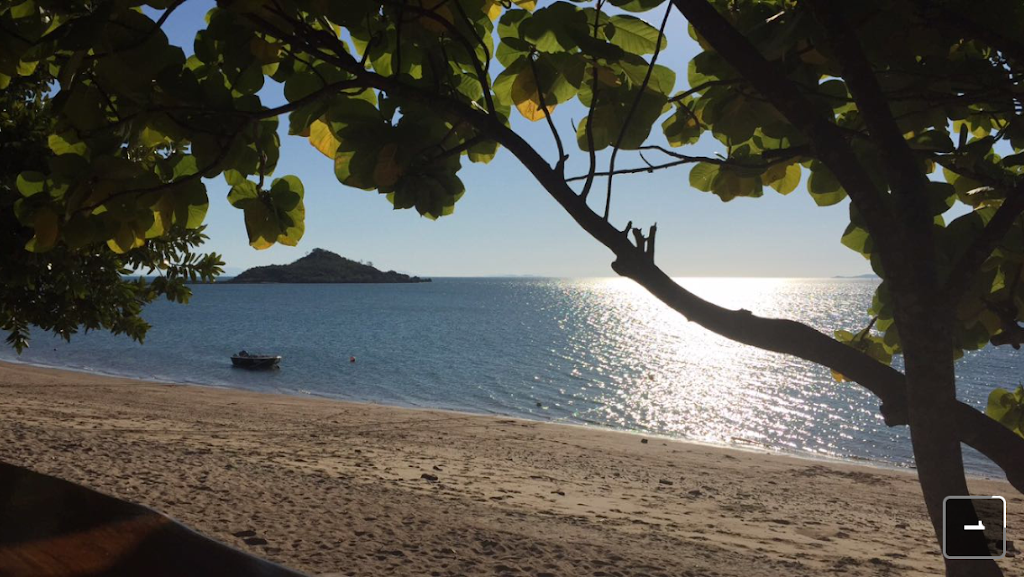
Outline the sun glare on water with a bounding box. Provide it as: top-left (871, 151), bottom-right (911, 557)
top-left (547, 277), bottom-right (884, 459)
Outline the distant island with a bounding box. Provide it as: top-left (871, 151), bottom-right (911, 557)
top-left (226, 249), bottom-right (430, 284)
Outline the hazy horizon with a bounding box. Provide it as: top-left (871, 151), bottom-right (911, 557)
top-left (213, 261), bottom-right (879, 280)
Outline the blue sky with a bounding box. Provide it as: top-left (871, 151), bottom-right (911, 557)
top-left (159, 2), bottom-right (872, 278)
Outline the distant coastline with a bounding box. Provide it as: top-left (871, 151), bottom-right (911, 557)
top-left (831, 273), bottom-right (879, 279)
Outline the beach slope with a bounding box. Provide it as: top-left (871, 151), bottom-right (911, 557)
top-left (0, 362), bottom-right (1018, 576)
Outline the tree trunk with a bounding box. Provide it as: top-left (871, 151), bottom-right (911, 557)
top-left (898, 306), bottom-right (1003, 576)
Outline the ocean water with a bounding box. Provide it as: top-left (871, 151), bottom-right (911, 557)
top-left (2, 277), bottom-right (1017, 478)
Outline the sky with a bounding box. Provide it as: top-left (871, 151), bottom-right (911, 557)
top-left (158, 2), bottom-right (874, 278)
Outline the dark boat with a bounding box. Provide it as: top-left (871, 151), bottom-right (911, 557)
top-left (0, 462), bottom-right (306, 577)
top-left (231, 351), bottom-right (281, 369)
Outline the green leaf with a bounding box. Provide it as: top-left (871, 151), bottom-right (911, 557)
top-left (172, 181), bottom-right (209, 229)
top-left (61, 85), bottom-right (107, 131)
top-left (518, 2), bottom-right (589, 53)
top-left (606, 15), bottom-right (666, 55)
top-left (241, 200), bottom-right (277, 250)
top-left (284, 69), bottom-right (323, 102)
top-left (468, 139), bottom-right (499, 164)
top-left (908, 129), bottom-right (954, 153)
top-left (228, 176), bottom-right (305, 248)
top-left (618, 59), bottom-right (675, 95)
top-left (662, 101), bottom-right (702, 147)
top-left (289, 100), bottom-right (327, 136)
top-left (689, 162), bottom-right (718, 192)
top-left (16, 171), bottom-right (46, 197)
top-left (841, 223), bottom-right (872, 257)
top-left (171, 155), bottom-right (199, 181)
top-left (926, 181), bottom-right (956, 216)
top-left (986, 387), bottom-right (1024, 438)
top-left (705, 93), bottom-right (772, 144)
top-left (48, 132), bottom-right (88, 157)
top-left (606, 0), bottom-right (666, 13)
top-left (709, 165), bottom-right (763, 201)
top-left (190, 133), bottom-right (225, 176)
top-left (806, 162), bottom-right (847, 206)
top-left (575, 66), bottom-right (669, 151)
top-left (25, 207), bottom-right (59, 253)
top-left (761, 162), bottom-right (800, 195)
top-left (227, 180), bottom-right (259, 207)
top-left (308, 119), bottom-right (341, 158)
top-left (268, 175), bottom-right (305, 246)
top-left (687, 50), bottom-right (731, 88)
top-left (9, 1), bottom-right (37, 20)
top-left (106, 221), bottom-right (147, 254)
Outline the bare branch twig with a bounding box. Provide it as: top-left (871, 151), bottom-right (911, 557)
top-left (604, 3), bottom-right (671, 220)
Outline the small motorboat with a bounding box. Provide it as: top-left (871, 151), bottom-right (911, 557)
top-left (231, 350), bottom-right (281, 369)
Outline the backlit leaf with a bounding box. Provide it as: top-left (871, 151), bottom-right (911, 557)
top-left (308, 119), bottom-right (341, 159)
top-left (25, 207), bottom-right (59, 253)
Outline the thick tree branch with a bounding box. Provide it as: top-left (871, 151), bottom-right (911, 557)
top-left (806, 0), bottom-right (937, 214)
top-left (250, 8), bottom-right (1024, 494)
top-left (668, 0), bottom-right (901, 260)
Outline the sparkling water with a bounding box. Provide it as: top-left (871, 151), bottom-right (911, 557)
top-left (4, 277), bottom-right (1017, 478)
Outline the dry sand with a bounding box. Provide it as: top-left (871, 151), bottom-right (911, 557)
top-left (0, 361), bottom-right (1019, 576)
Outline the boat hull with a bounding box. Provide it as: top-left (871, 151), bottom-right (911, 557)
top-left (230, 356), bottom-right (281, 369)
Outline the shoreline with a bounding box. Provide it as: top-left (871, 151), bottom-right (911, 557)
top-left (1, 361), bottom-right (1019, 576)
top-left (0, 356), bottom-right (957, 481)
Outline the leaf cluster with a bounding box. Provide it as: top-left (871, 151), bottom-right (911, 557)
top-left (0, 65), bottom-right (222, 352)
top-left (987, 386), bottom-right (1024, 439)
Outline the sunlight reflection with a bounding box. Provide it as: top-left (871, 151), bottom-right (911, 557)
top-left (553, 277), bottom-right (887, 459)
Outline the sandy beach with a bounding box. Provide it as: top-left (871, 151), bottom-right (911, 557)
top-left (0, 361), bottom-right (1018, 576)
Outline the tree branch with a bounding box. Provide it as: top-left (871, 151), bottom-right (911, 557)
top-left (388, 1), bottom-right (496, 115)
top-left (807, 1), bottom-right (932, 206)
top-left (928, 153), bottom-right (1024, 305)
top-left (85, 0), bottom-right (186, 61)
top-left (668, 77), bottom-right (740, 102)
top-left (942, 183), bottom-right (1024, 305)
top-left (917, 0), bottom-right (1024, 73)
top-left (668, 0), bottom-right (900, 259)
top-left (580, 0), bottom-right (605, 201)
top-left (528, 53), bottom-right (565, 173)
top-left (564, 146), bottom-right (804, 183)
top-left (79, 79), bottom-right (365, 138)
top-left (605, 2), bottom-right (671, 220)
top-left (249, 6), bottom-right (1024, 494)
top-left (567, 159), bottom-right (689, 181)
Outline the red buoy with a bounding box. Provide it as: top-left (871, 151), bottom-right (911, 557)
top-left (350, 356), bottom-right (356, 363)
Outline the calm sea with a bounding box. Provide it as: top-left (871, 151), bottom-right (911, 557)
top-left (3, 278), bottom-right (1017, 478)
